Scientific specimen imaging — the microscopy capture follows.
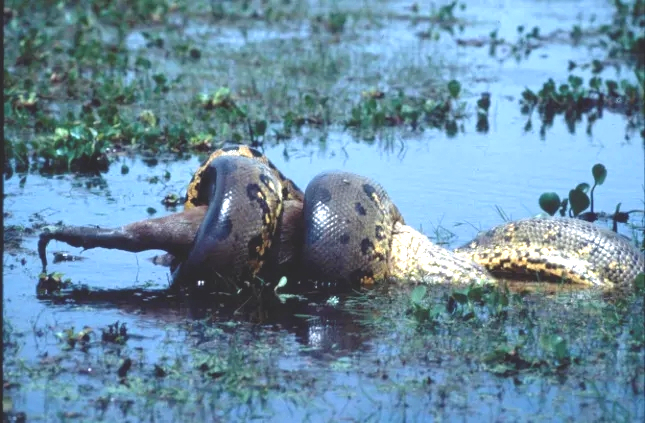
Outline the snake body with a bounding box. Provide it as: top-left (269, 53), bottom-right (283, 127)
top-left (172, 146), bottom-right (643, 290)
top-left (172, 154), bottom-right (285, 286)
top-left (454, 218), bottom-right (644, 287)
top-left (37, 146), bottom-right (644, 291)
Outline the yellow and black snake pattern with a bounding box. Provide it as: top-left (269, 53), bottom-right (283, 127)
top-left (172, 146), bottom-right (298, 286)
top-left (175, 146), bottom-right (644, 291)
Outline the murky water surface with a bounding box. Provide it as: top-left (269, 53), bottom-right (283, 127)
top-left (4, 0), bottom-right (644, 421)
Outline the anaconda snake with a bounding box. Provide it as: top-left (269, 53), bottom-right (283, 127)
top-left (38, 146), bottom-right (644, 291)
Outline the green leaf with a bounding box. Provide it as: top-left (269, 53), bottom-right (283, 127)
top-left (447, 80), bottom-right (461, 99)
top-left (575, 183), bottom-right (590, 193)
top-left (568, 75), bottom-right (583, 91)
top-left (552, 336), bottom-right (569, 360)
top-left (467, 286), bottom-right (483, 302)
top-left (69, 126), bottom-right (84, 140)
top-left (633, 273), bottom-right (644, 292)
top-left (451, 291), bottom-right (468, 304)
top-left (605, 79), bottom-right (618, 93)
top-left (568, 189), bottom-right (590, 216)
top-left (276, 276), bottom-right (287, 289)
top-left (410, 285), bottom-right (427, 304)
top-left (591, 163), bottom-right (607, 185)
top-left (254, 120), bottom-right (267, 136)
top-left (303, 94), bottom-right (314, 109)
top-left (539, 192), bottom-right (561, 216)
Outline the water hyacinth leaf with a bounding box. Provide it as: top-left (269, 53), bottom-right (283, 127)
top-left (575, 183), bottom-right (590, 193)
top-left (634, 273), bottom-right (645, 292)
top-left (538, 192), bottom-right (560, 216)
top-left (254, 120), bottom-right (267, 136)
top-left (559, 198), bottom-right (569, 216)
top-left (54, 127), bottom-right (69, 141)
top-left (591, 163), bottom-right (607, 185)
top-left (303, 94), bottom-right (315, 109)
top-left (451, 291), bottom-right (468, 305)
top-left (605, 79), bottom-right (618, 93)
top-left (447, 80), bottom-right (461, 99)
top-left (552, 336), bottom-right (569, 361)
top-left (568, 189), bottom-right (590, 216)
top-left (467, 286), bottom-right (483, 302)
top-left (401, 104), bottom-right (415, 117)
top-left (568, 75), bottom-right (583, 90)
top-left (410, 285), bottom-right (427, 304)
top-left (276, 276), bottom-right (288, 289)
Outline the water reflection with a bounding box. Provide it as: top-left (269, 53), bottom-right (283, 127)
top-left (35, 284), bottom-right (374, 357)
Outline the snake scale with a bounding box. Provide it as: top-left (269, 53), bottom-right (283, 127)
top-left (38, 146), bottom-right (644, 291)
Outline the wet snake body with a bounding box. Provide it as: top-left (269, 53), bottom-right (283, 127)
top-left (37, 146), bottom-right (644, 291)
top-left (171, 146), bottom-right (643, 290)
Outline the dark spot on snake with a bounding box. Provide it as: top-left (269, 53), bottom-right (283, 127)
top-left (259, 173), bottom-right (274, 191)
top-left (222, 146), bottom-right (239, 153)
top-left (247, 234), bottom-right (264, 261)
top-left (340, 233), bottom-right (350, 245)
top-left (282, 186), bottom-right (290, 199)
top-left (526, 256), bottom-right (542, 265)
top-left (246, 183), bottom-right (272, 219)
top-left (316, 187), bottom-right (332, 204)
top-left (354, 202), bottom-right (366, 216)
top-left (215, 216), bottom-right (233, 242)
top-left (360, 238), bottom-right (375, 255)
top-left (375, 225), bottom-right (386, 240)
top-left (362, 184), bottom-right (377, 202)
top-left (248, 148), bottom-right (263, 158)
top-left (498, 258), bottom-right (512, 267)
top-left (246, 183), bottom-right (262, 202)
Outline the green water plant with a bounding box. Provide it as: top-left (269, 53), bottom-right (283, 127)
top-left (521, 75), bottom-right (643, 138)
top-left (345, 80), bottom-right (469, 138)
top-left (538, 163), bottom-right (641, 232)
top-left (409, 282), bottom-right (515, 326)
